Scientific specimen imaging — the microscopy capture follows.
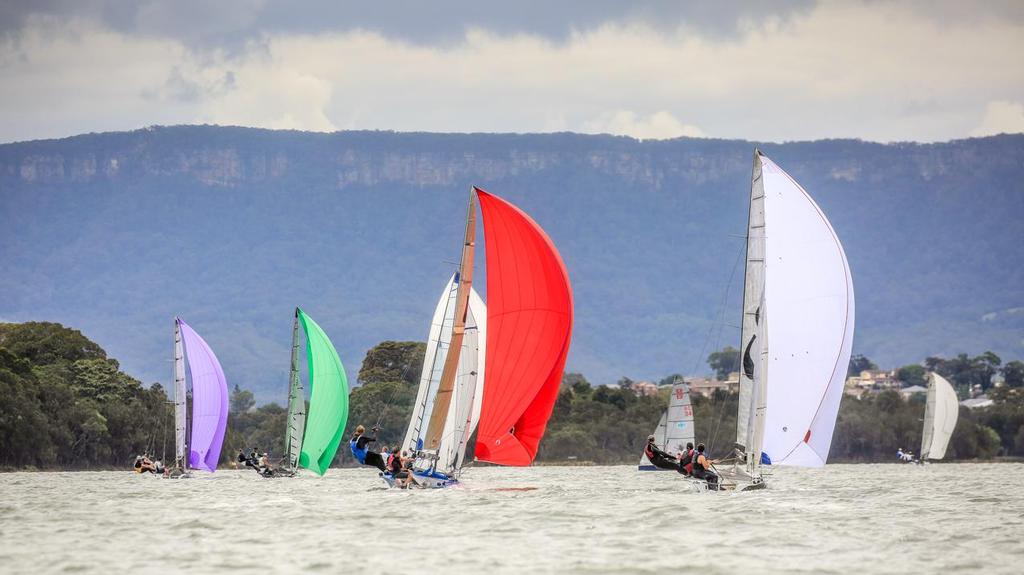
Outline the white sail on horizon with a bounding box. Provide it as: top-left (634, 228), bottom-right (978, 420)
top-left (921, 372), bottom-right (959, 460)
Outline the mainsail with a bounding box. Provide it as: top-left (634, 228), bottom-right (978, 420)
top-left (296, 309), bottom-right (350, 476)
top-left (920, 372), bottom-right (958, 460)
top-left (473, 187), bottom-right (574, 466)
top-left (402, 273), bottom-right (486, 475)
top-left (173, 318), bottom-right (229, 472)
top-left (284, 310), bottom-right (306, 471)
top-left (638, 382), bottom-right (694, 470)
top-left (750, 151), bottom-right (855, 469)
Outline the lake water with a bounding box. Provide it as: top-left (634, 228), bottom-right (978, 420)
top-left (1, 464), bottom-right (1021, 574)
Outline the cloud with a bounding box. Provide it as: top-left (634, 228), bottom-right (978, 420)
top-left (0, 0), bottom-right (818, 47)
top-left (1, 1), bottom-right (1023, 143)
top-left (583, 110), bottom-right (704, 140)
top-left (971, 101), bottom-right (1024, 137)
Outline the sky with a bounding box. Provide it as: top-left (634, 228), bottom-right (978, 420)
top-left (1, 0), bottom-right (1023, 144)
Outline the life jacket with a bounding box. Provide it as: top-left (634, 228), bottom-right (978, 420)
top-left (643, 443), bottom-right (655, 460)
top-left (683, 449), bottom-right (695, 473)
top-left (349, 437), bottom-right (367, 464)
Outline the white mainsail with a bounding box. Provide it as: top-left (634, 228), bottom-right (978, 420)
top-left (756, 151), bottom-right (855, 468)
top-left (284, 311), bottom-right (305, 471)
top-left (639, 382), bottom-right (694, 470)
top-left (173, 319), bottom-right (188, 470)
top-left (402, 273), bottom-right (486, 475)
top-left (920, 372), bottom-right (958, 460)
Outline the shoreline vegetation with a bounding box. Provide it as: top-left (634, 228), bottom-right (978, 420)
top-left (2, 321), bottom-right (1023, 472)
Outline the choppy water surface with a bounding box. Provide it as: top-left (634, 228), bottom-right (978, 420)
top-left (1, 464), bottom-right (1022, 574)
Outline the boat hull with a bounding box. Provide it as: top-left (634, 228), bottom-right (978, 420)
top-left (381, 470), bottom-right (459, 489)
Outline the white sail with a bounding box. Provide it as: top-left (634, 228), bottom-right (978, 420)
top-left (638, 382), bottom-right (693, 470)
top-left (921, 372), bottom-right (958, 460)
top-left (737, 153), bottom-right (767, 454)
top-left (758, 152), bottom-right (855, 468)
top-left (173, 319), bottom-right (187, 469)
top-left (403, 274), bottom-right (459, 453)
top-left (402, 274), bottom-right (486, 475)
top-left (284, 311), bottom-right (305, 470)
top-left (664, 382), bottom-right (695, 453)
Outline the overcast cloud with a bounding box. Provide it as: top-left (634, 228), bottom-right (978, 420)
top-left (1, 0), bottom-right (1022, 143)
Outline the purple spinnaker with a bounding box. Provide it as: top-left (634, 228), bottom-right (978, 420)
top-left (178, 319), bottom-right (229, 472)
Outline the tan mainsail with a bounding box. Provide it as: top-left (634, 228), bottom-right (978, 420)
top-left (425, 189), bottom-right (477, 450)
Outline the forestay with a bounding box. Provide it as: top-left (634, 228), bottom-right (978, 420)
top-left (921, 372), bottom-right (959, 460)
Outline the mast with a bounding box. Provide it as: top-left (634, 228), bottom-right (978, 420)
top-left (424, 187), bottom-right (477, 450)
top-left (285, 308), bottom-right (306, 470)
top-left (736, 150), bottom-right (767, 465)
top-left (173, 318), bottom-right (188, 470)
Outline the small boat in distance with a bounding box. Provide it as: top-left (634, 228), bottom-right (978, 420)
top-left (398, 186), bottom-right (573, 488)
top-left (166, 317), bottom-right (229, 478)
top-left (918, 372), bottom-right (959, 463)
top-left (638, 381), bottom-right (694, 471)
top-left (280, 307), bottom-right (350, 477)
top-left (707, 151), bottom-right (855, 491)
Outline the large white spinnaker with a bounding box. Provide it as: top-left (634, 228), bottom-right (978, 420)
top-left (402, 273), bottom-right (486, 475)
top-left (921, 373), bottom-right (958, 460)
top-left (758, 152), bottom-right (855, 468)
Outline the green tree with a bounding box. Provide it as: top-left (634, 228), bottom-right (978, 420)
top-left (0, 322), bottom-right (106, 365)
top-left (230, 384), bottom-right (256, 414)
top-left (356, 341), bottom-right (425, 386)
top-left (847, 354), bottom-right (878, 377)
top-left (707, 347), bottom-right (740, 379)
top-left (1001, 360), bottom-right (1024, 388)
top-left (658, 373), bottom-right (684, 387)
top-left (896, 364), bottom-right (927, 387)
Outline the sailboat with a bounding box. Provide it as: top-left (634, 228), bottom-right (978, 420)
top-left (167, 317), bottom-right (229, 478)
top-left (708, 150), bottom-right (855, 491)
top-left (918, 372), bottom-right (958, 463)
top-left (638, 381), bottom-right (694, 471)
top-left (382, 273), bottom-right (486, 488)
top-left (399, 186), bottom-right (573, 488)
top-left (281, 307), bottom-right (350, 477)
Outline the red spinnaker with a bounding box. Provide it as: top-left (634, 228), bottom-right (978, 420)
top-left (473, 187), bottom-right (573, 466)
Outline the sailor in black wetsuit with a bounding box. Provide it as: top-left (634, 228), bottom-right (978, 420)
top-left (349, 425), bottom-right (387, 472)
top-left (643, 435), bottom-right (681, 471)
top-left (691, 443), bottom-right (720, 489)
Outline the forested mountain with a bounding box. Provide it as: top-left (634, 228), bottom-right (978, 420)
top-left (1, 126), bottom-right (1022, 402)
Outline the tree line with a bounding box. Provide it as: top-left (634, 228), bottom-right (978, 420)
top-left (2, 321), bottom-right (1022, 470)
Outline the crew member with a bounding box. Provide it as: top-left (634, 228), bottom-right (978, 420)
top-left (643, 435), bottom-right (680, 471)
top-left (691, 443), bottom-right (720, 489)
top-left (677, 442), bottom-right (695, 476)
top-left (350, 425), bottom-right (387, 472)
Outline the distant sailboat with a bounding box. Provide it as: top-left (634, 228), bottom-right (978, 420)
top-left (919, 372), bottom-right (958, 462)
top-left (638, 382), bottom-right (694, 471)
top-left (710, 151), bottom-right (855, 491)
top-left (168, 318), bottom-right (229, 478)
top-left (282, 308), bottom-right (350, 476)
top-left (385, 273), bottom-right (486, 488)
top-left (400, 186), bottom-right (573, 488)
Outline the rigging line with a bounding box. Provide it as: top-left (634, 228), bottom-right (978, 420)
top-left (699, 241), bottom-right (745, 456)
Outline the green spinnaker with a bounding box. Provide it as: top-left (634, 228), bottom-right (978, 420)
top-left (297, 309), bottom-right (349, 476)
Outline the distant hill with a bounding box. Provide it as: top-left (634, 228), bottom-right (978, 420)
top-left (1, 126), bottom-right (1022, 401)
